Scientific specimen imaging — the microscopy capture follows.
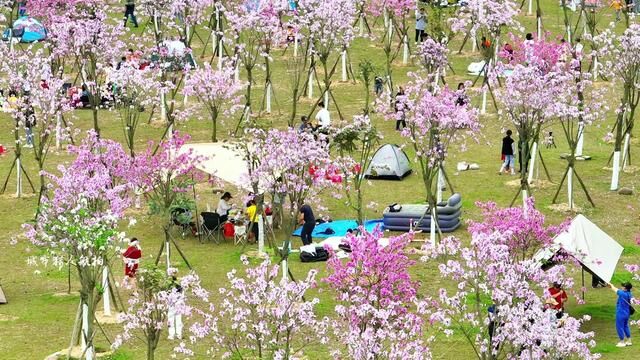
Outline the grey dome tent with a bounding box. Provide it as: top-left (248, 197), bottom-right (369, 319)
top-left (365, 144), bottom-right (412, 180)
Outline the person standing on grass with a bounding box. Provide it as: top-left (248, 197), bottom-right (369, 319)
top-left (167, 272), bottom-right (184, 341)
top-left (122, 238), bottom-right (142, 280)
top-left (298, 203), bottom-right (315, 246)
top-left (415, 8), bottom-right (426, 43)
top-left (547, 282), bottom-right (568, 315)
top-left (609, 282), bottom-right (633, 347)
top-left (395, 86), bottom-right (407, 131)
top-left (499, 130), bottom-right (515, 175)
top-left (123, 0), bottom-right (139, 28)
top-left (314, 101), bottom-right (331, 133)
top-left (611, 0), bottom-right (623, 21)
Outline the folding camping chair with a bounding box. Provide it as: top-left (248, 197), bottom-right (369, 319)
top-left (234, 223), bottom-right (248, 246)
top-left (200, 212), bottom-right (222, 244)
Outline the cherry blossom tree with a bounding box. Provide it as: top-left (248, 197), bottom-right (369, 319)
top-left (109, 65), bottom-right (161, 156)
top-left (23, 131), bottom-right (136, 360)
top-left (468, 198), bottom-right (566, 260)
top-left (135, 133), bottom-right (204, 270)
top-left (388, 73), bottom-right (479, 243)
top-left (183, 63), bottom-right (242, 142)
top-left (324, 229), bottom-right (432, 359)
top-left (176, 256), bottom-right (328, 359)
top-left (241, 128), bottom-right (336, 273)
top-left (451, 0), bottom-right (520, 113)
top-left (596, 25), bottom-right (640, 191)
top-left (298, 0), bottom-right (356, 119)
top-left (332, 115), bottom-right (381, 225)
top-left (423, 233), bottom-right (599, 360)
top-left (113, 267), bottom-right (200, 360)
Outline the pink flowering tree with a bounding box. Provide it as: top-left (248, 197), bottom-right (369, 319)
top-left (596, 25), bottom-right (640, 191)
top-left (331, 115), bottom-right (381, 225)
top-left (367, 0), bottom-right (414, 96)
top-left (392, 74), bottom-right (480, 243)
top-left (183, 63), bottom-right (242, 142)
top-left (450, 0), bottom-right (520, 112)
top-left (324, 229), bottom-right (432, 359)
top-left (0, 47), bottom-right (73, 203)
top-left (112, 266), bottom-right (200, 360)
top-left (423, 233), bottom-right (598, 359)
top-left (468, 198), bottom-right (566, 260)
top-left (176, 256), bottom-right (328, 358)
top-left (495, 64), bottom-right (564, 207)
top-left (109, 66), bottom-right (162, 156)
top-left (224, 0), bottom-right (286, 125)
top-left (29, 1), bottom-right (125, 134)
top-left (298, 0), bottom-right (356, 119)
top-left (242, 128), bottom-right (336, 267)
top-left (23, 131), bottom-right (135, 358)
top-left (135, 133), bottom-right (204, 270)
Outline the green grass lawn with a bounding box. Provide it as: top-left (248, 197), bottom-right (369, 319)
top-left (1, 1), bottom-right (640, 359)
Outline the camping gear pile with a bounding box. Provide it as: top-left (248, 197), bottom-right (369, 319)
top-left (382, 193), bottom-right (463, 232)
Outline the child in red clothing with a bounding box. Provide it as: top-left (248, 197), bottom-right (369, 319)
top-left (122, 237), bottom-right (142, 278)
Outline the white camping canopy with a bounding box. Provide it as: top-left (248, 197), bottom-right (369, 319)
top-left (181, 142), bottom-right (250, 190)
top-left (534, 215), bottom-right (623, 283)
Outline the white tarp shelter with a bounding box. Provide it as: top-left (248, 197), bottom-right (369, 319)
top-left (534, 214), bottom-right (623, 283)
top-left (181, 142), bottom-right (249, 189)
top-left (365, 144), bottom-right (412, 180)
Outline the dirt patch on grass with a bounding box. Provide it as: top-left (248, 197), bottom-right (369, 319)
top-left (0, 313), bottom-right (18, 321)
top-left (505, 179), bottom-right (554, 189)
top-left (547, 203), bottom-right (583, 214)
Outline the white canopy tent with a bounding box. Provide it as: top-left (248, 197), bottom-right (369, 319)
top-left (180, 142), bottom-right (269, 254)
top-left (180, 142), bottom-right (250, 190)
top-left (534, 215), bottom-right (624, 283)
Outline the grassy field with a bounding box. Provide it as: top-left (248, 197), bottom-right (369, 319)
top-left (0, 1), bottom-right (639, 359)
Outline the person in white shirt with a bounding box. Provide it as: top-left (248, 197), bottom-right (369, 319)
top-left (216, 192), bottom-right (233, 222)
top-left (314, 101), bottom-right (331, 131)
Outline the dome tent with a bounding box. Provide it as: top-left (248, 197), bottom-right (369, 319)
top-left (4, 16), bottom-right (47, 43)
top-left (365, 144), bottom-right (412, 180)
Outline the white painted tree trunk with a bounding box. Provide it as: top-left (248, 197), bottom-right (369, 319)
top-left (341, 50), bottom-right (347, 81)
top-left (153, 15), bottom-right (159, 34)
top-left (471, 31), bottom-right (477, 52)
top-left (16, 157), bottom-right (22, 198)
top-left (324, 90), bottom-right (329, 111)
top-left (567, 166), bottom-right (574, 210)
top-left (527, 141), bottom-right (538, 185)
top-left (165, 239), bottom-right (171, 272)
top-left (576, 124), bottom-right (585, 156)
top-left (102, 267), bottom-right (111, 317)
top-left (522, 189), bottom-right (529, 217)
top-left (592, 56), bottom-right (599, 79)
top-left (384, 9), bottom-right (389, 29)
top-left (234, 62), bottom-right (240, 82)
top-left (566, 25), bottom-right (572, 43)
top-left (282, 258), bottom-right (288, 282)
top-left (481, 87), bottom-right (488, 114)
top-left (528, 0), bottom-right (533, 15)
top-left (437, 168), bottom-right (444, 203)
top-left (160, 92), bottom-right (167, 123)
top-left (212, 29), bottom-right (217, 55)
top-left (217, 38), bottom-right (224, 71)
top-left (293, 36), bottom-right (299, 57)
top-left (622, 133), bottom-right (631, 170)
top-left (402, 35), bottom-right (409, 65)
top-left (429, 207), bottom-right (436, 245)
top-left (9, 29), bottom-right (13, 53)
top-left (266, 83), bottom-right (272, 114)
top-left (82, 303), bottom-right (94, 360)
top-left (258, 215), bottom-right (265, 254)
top-left (56, 113), bottom-right (62, 150)
top-left (537, 17), bottom-right (542, 39)
top-left (307, 71), bottom-right (314, 99)
top-left (611, 151), bottom-right (621, 191)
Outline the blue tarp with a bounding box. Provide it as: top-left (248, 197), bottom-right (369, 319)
top-left (292, 219), bottom-right (384, 239)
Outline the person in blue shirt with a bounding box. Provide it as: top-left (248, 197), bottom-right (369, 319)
top-left (610, 282), bottom-right (633, 347)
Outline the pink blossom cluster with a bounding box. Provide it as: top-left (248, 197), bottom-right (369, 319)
top-left (450, 0), bottom-right (521, 36)
top-left (297, 0), bottom-right (357, 57)
top-left (324, 229), bottom-right (432, 359)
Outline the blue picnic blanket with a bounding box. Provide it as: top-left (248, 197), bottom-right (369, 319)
top-left (292, 219), bottom-right (384, 238)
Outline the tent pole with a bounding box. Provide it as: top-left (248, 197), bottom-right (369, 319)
top-left (581, 268), bottom-right (585, 302)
